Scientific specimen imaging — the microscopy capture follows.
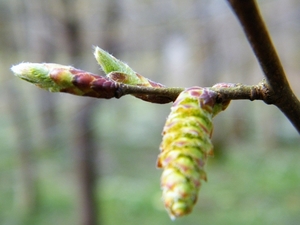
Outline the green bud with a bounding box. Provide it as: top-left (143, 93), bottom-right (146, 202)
top-left (11, 62), bottom-right (119, 99)
top-left (11, 63), bottom-right (66, 92)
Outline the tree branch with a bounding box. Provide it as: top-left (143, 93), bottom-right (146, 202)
top-left (118, 81), bottom-right (268, 103)
top-left (11, 62), bottom-right (269, 104)
top-left (227, 0), bottom-right (300, 133)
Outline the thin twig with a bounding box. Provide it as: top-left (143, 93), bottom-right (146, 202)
top-left (11, 63), bottom-right (267, 104)
top-left (118, 82), bottom-right (267, 103)
top-left (227, 0), bottom-right (300, 133)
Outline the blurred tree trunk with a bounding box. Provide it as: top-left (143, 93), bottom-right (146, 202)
top-left (35, 1), bottom-right (59, 150)
top-left (5, 0), bottom-right (39, 218)
top-left (60, 0), bottom-right (123, 224)
top-left (71, 100), bottom-right (99, 225)
top-left (22, 0), bottom-right (60, 152)
top-left (59, 0), bottom-right (98, 224)
top-left (7, 1), bottom-right (62, 217)
top-left (101, 0), bottom-right (123, 54)
top-left (7, 86), bottom-right (38, 218)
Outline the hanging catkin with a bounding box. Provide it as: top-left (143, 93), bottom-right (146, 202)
top-left (157, 85), bottom-right (232, 219)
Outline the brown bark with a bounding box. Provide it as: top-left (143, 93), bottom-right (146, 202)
top-left (227, 0), bottom-right (300, 133)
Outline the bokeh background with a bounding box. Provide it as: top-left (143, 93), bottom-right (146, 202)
top-left (1, 0), bottom-right (300, 224)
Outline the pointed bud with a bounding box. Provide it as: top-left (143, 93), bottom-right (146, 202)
top-left (11, 63), bottom-right (119, 99)
top-left (11, 63), bottom-right (62, 92)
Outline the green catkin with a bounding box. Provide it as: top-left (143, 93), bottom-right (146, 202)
top-left (157, 85), bottom-right (232, 219)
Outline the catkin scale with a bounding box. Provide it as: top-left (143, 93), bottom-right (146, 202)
top-left (157, 87), bottom-right (220, 219)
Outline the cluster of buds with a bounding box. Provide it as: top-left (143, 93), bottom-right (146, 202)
top-left (157, 86), bottom-right (230, 219)
top-left (11, 46), bottom-right (234, 220)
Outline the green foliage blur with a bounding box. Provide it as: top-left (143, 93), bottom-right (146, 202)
top-left (1, 98), bottom-right (300, 225)
top-left (1, 128), bottom-right (300, 225)
top-left (1, 0), bottom-right (299, 224)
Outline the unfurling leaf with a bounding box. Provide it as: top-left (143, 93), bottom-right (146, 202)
top-left (94, 46), bottom-right (136, 77)
top-left (157, 86), bottom-right (231, 219)
top-left (94, 46), bottom-right (159, 86)
top-left (94, 47), bottom-right (167, 103)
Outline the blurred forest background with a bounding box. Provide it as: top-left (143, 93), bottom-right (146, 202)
top-left (1, 0), bottom-right (300, 224)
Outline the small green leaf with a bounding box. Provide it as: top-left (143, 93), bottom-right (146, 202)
top-left (94, 46), bottom-right (165, 87)
top-left (94, 46), bottom-right (136, 76)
